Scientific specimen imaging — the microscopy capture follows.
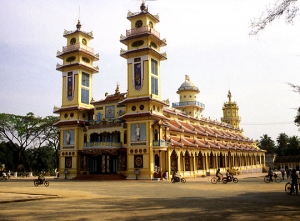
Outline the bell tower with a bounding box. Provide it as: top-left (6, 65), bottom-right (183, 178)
top-left (119, 2), bottom-right (169, 179)
top-left (54, 20), bottom-right (99, 179)
top-left (221, 90), bottom-right (241, 129)
top-left (56, 20), bottom-right (99, 108)
top-left (120, 3), bottom-right (167, 100)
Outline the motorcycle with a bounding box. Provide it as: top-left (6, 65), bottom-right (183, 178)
top-left (171, 174), bottom-right (186, 183)
top-left (33, 179), bottom-right (49, 187)
top-left (211, 175), bottom-right (224, 184)
top-left (1, 172), bottom-right (10, 181)
top-left (222, 175), bottom-right (238, 184)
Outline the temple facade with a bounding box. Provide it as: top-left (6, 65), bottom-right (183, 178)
top-left (54, 3), bottom-right (265, 180)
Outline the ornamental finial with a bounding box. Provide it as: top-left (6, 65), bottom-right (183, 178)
top-left (76, 20), bottom-right (81, 30)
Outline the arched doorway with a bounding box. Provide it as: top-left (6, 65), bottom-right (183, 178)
top-left (170, 150), bottom-right (178, 172)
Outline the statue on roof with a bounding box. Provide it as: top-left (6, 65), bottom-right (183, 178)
top-left (227, 90), bottom-right (232, 102)
top-left (185, 75), bottom-right (190, 81)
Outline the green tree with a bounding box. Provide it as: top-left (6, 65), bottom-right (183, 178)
top-left (0, 141), bottom-right (17, 171)
top-left (286, 135), bottom-right (300, 155)
top-left (0, 112), bottom-right (59, 171)
top-left (276, 133), bottom-right (289, 156)
top-left (258, 134), bottom-right (275, 153)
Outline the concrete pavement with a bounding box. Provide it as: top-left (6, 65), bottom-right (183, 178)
top-left (0, 172), bottom-right (298, 221)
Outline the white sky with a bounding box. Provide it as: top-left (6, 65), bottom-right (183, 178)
top-left (0, 0), bottom-right (299, 142)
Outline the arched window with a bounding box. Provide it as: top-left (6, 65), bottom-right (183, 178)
top-left (155, 154), bottom-right (160, 167)
top-left (197, 152), bottom-right (203, 169)
top-left (185, 154), bottom-right (190, 171)
top-left (170, 150), bottom-right (178, 172)
top-left (154, 129), bottom-right (158, 141)
top-left (124, 130), bottom-right (127, 144)
top-left (96, 113), bottom-right (102, 122)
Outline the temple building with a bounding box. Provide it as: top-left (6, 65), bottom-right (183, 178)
top-left (54, 3), bottom-right (266, 180)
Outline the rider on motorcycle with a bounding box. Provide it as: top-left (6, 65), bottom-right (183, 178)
top-left (38, 172), bottom-right (45, 183)
top-left (216, 168), bottom-right (222, 181)
top-left (226, 169), bottom-right (233, 181)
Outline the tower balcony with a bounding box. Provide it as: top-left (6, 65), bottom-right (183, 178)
top-left (120, 25), bottom-right (167, 47)
top-left (126, 25), bottom-right (160, 38)
top-left (57, 43), bottom-right (99, 60)
top-left (56, 63), bottom-right (99, 73)
top-left (152, 140), bottom-right (168, 147)
top-left (172, 101), bottom-right (205, 109)
top-left (120, 48), bottom-right (167, 60)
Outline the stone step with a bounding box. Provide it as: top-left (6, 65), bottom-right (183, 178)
top-left (73, 174), bottom-right (126, 181)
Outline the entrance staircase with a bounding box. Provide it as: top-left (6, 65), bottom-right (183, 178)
top-left (73, 174), bottom-right (126, 181)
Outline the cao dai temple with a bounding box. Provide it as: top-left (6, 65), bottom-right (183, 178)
top-left (54, 3), bottom-right (266, 180)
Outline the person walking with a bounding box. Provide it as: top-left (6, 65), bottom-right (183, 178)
top-left (290, 169), bottom-right (298, 195)
top-left (280, 167), bottom-right (285, 180)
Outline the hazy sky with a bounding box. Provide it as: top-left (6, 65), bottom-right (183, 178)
top-left (0, 0), bottom-right (299, 142)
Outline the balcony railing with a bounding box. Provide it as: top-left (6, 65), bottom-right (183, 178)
top-left (84, 142), bottom-right (122, 148)
top-left (172, 101), bottom-right (205, 108)
top-left (57, 43), bottom-right (95, 56)
top-left (125, 26), bottom-right (160, 39)
top-left (153, 140), bottom-right (168, 147)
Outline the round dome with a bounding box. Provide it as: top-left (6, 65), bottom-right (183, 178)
top-left (177, 75), bottom-right (199, 93)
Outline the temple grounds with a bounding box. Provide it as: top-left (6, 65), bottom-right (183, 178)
top-left (0, 173), bottom-right (299, 220)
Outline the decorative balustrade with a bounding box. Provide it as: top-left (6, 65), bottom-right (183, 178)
top-left (84, 142), bottom-right (122, 148)
top-left (56, 43), bottom-right (95, 56)
top-left (172, 101), bottom-right (205, 108)
top-left (126, 26), bottom-right (160, 38)
top-left (153, 140), bottom-right (168, 147)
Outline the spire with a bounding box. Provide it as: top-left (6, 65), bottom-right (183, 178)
top-left (115, 84), bottom-right (120, 95)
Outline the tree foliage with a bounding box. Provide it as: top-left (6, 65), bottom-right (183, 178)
top-left (258, 133), bottom-right (300, 156)
top-left (250, 0), bottom-right (299, 35)
top-left (0, 113), bottom-right (59, 171)
top-left (258, 134), bottom-right (276, 153)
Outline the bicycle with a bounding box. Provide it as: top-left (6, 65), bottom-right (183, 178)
top-left (264, 173), bottom-right (282, 183)
top-left (285, 178), bottom-right (300, 194)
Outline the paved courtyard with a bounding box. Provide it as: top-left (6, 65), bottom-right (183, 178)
top-left (0, 173), bottom-right (299, 220)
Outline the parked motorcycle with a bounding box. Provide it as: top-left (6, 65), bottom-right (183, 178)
top-left (33, 179), bottom-right (49, 187)
top-left (171, 174), bottom-right (186, 183)
top-left (222, 175), bottom-right (238, 184)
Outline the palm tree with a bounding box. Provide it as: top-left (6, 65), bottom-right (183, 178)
top-left (258, 134), bottom-right (275, 153)
top-left (287, 136), bottom-right (300, 156)
top-left (276, 133), bottom-right (289, 156)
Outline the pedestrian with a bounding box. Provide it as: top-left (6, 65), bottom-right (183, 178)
top-left (290, 169), bottom-right (298, 195)
top-left (286, 168), bottom-right (291, 179)
top-left (280, 167), bottom-right (285, 180)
